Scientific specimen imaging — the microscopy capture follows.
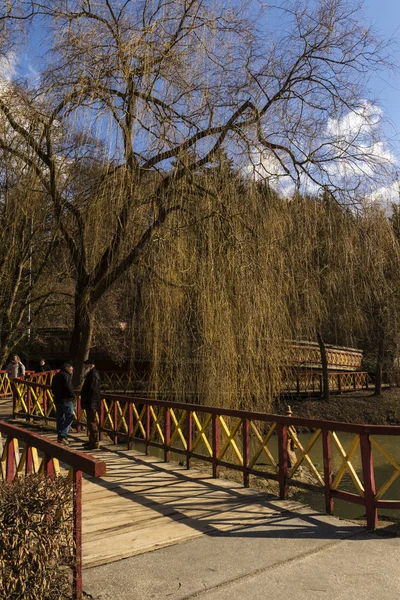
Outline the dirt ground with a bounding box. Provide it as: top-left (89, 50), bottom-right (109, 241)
top-left (275, 387), bottom-right (400, 425)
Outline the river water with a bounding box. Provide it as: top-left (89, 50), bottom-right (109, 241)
top-left (283, 431), bottom-right (400, 521)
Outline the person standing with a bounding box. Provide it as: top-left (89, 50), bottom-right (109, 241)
top-left (51, 362), bottom-right (75, 445)
top-left (36, 358), bottom-right (51, 373)
top-left (7, 355), bottom-right (26, 381)
top-left (81, 358), bottom-right (101, 450)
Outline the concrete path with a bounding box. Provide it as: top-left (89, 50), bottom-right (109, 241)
top-left (83, 509), bottom-right (400, 600)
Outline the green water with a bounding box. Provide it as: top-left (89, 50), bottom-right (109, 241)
top-left (282, 432), bottom-right (400, 521)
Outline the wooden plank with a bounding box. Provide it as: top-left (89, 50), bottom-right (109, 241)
top-left (78, 439), bottom-right (284, 567)
top-left (0, 424), bottom-right (291, 569)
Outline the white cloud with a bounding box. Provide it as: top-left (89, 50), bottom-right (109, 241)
top-left (246, 100), bottom-right (397, 201)
top-left (364, 181), bottom-right (400, 215)
top-left (326, 101), bottom-right (382, 140)
top-left (0, 52), bottom-right (17, 91)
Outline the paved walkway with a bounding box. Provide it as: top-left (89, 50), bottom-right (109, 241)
top-left (83, 524), bottom-right (400, 600)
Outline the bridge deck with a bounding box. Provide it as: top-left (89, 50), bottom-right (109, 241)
top-left (79, 443), bottom-right (290, 567)
top-left (0, 397), bottom-right (315, 569)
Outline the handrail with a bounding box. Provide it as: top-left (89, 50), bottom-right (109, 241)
top-left (101, 369), bottom-right (371, 395)
top-left (0, 369), bottom-right (58, 398)
top-left (0, 419), bottom-right (106, 600)
top-left (12, 379), bottom-right (400, 529)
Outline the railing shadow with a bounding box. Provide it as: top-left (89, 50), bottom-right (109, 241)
top-left (79, 442), bottom-right (363, 542)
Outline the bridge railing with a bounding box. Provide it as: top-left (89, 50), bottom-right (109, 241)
top-left (26, 370), bottom-right (58, 386)
top-left (0, 419), bottom-right (106, 600)
top-left (12, 379), bottom-right (400, 530)
top-left (0, 370), bottom-right (13, 397)
top-left (101, 369), bottom-right (372, 396)
top-left (283, 371), bottom-right (371, 395)
top-left (0, 370), bottom-right (58, 399)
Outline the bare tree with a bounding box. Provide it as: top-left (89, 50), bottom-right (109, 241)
top-left (0, 0), bottom-right (395, 384)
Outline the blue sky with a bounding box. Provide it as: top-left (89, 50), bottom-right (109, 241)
top-left (363, 0), bottom-right (400, 152)
top-left (14, 2), bottom-right (400, 147)
top-left (3, 1), bottom-right (400, 203)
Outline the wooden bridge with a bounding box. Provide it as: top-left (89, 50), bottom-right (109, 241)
top-left (2, 372), bottom-right (400, 598)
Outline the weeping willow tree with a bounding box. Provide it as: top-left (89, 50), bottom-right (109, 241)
top-left (356, 207), bottom-right (400, 395)
top-left (282, 194), bottom-right (369, 400)
top-left (0, 145), bottom-right (57, 366)
top-left (113, 165), bottom-right (294, 408)
top-left (0, 0), bottom-right (396, 394)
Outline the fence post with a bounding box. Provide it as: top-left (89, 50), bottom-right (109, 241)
top-left (43, 388), bottom-right (48, 421)
top-left (26, 385), bottom-right (32, 417)
top-left (242, 417), bottom-right (250, 488)
top-left (360, 433), bottom-right (377, 530)
top-left (212, 414), bottom-right (220, 479)
top-left (164, 408), bottom-right (171, 462)
top-left (75, 395), bottom-right (82, 433)
top-left (113, 401), bottom-right (118, 445)
top-left (186, 411), bottom-right (193, 470)
top-left (43, 454), bottom-right (55, 478)
top-left (322, 430), bottom-right (334, 515)
top-left (99, 400), bottom-right (105, 441)
top-left (337, 374), bottom-right (342, 394)
top-left (277, 424), bottom-right (288, 499)
top-left (128, 403), bottom-right (134, 450)
top-left (12, 383), bottom-right (17, 418)
top-left (146, 404), bottom-right (151, 455)
top-left (73, 469), bottom-right (83, 600)
top-left (6, 436), bottom-right (15, 482)
top-left (26, 445), bottom-right (33, 475)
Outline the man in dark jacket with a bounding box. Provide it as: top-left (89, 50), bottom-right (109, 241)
top-left (81, 358), bottom-right (101, 450)
top-left (51, 362), bottom-right (75, 445)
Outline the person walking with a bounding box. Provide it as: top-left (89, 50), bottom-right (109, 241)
top-left (81, 358), bottom-right (101, 450)
top-left (6, 355), bottom-right (26, 381)
top-left (51, 362), bottom-right (75, 445)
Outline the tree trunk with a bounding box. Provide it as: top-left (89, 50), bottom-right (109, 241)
top-left (69, 289), bottom-right (94, 387)
top-left (317, 330), bottom-right (330, 401)
top-left (374, 327), bottom-right (385, 396)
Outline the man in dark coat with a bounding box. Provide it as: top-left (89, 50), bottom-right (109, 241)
top-left (81, 358), bottom-right (101, 450)
top-left (51, 362), bottom-right (75, 445)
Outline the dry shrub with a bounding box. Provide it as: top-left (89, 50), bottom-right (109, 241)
top-left (0, 474), bottom-right (73, 600)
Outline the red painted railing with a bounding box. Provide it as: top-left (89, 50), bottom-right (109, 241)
top-left (284, 370), bottom-right (371, 395)
top-left (0, 369), bottom-right (57, 399)
top-left (12, 379), bottom-right (400, 530)
top-left (26, 370), bottom-right (58, 386)
top-left (0, 420), bottom-right (106, 599)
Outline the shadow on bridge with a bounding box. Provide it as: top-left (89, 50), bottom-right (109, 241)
top-left (79, 442), bottom-right (362, 566)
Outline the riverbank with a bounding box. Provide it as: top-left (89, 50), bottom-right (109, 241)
top-left (276, 387), bottom-right (400, 426)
